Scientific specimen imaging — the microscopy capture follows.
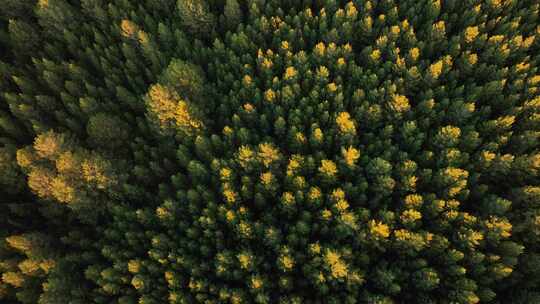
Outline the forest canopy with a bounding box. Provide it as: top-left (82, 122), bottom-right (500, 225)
top-left (0, 0), bottom-right (539, 303)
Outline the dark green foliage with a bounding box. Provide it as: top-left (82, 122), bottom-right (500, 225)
top-left (0, 0), bottom-right (539, 303)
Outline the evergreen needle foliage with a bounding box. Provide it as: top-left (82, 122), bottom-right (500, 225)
top-left (0, 0), bottom-right (539, 303)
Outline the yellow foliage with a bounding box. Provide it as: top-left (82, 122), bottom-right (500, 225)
top-left (523, 36), bottom-right (535, 48)
top-left (396, 55), bottom-right (405, 68)
top-left (486, 217), bottom-right (512, 238)
top-left (238, 221), bottom-right (252, 238)
top-left (496, 115), bottom-right (515, 129)
top-left (82, 158), bottom-right (112, 190)
top-left (38, 0), bottom-right (49, 8)
top-left (230, 293), bottom-right (242, 304)
top-left (220, 167), bottom-right (232, 181)
top-left (313, 128), bottom-right (324, 141)
top-left (465, 26), bottom-right (480, 43)
top-left (257, 142), bottom-right (280, 167)
top-left (481, 151), bottom-right (496, 163)
top-left (405, 175), bottom-right (418, 190)
top-left (308, 187), bottom-right (322, 200)
top-left (39, 259), bottom-right (55, 273)
top-left (223, 188), bottom-right (237, 204)
top-left (336, 112), bottom-right (356, 135)
top-left (404, 194), bottom-right (423, 209)
top-left (433, 21), bottom-right (445, 34)
top-left (516, 62), bottom-right (530, 72)
top-left (137, 30), bottom-right (149, 44)
top-left (284, 66), bottom-right (297, 79)
top-left (390, 94), bottom-right (411, 112)
top-left (128, 260), bottom-right (141, 273)
top-left (321, 209), bottom-right (332, 220)
top-left (6, 235), bottom-right (31, 253)
top-left (369, 220), bottom-right (390, 238)
top-left (18, 259), bottom-right (41, 275)
top-left (261, 58), bottom-right (273, 69)
top-left (175, 100), bottom-right (203, 132)
top-left (237, 253), bottom-right (253, 269)
top-left (376, 36), bottom-right (388, 47)
top-left (264, 89), bottom-right (276, 102)
top-left (243, 75), bottom-right (252, 86)
top-left (445, 167), bottom-right (469, 180)
top-left (156, 206), bottom-right (171, 219)
top-left (314, 42), bottom-right (326, 56)
top-left (501, 43), bottom-right (510, 57)
top-left (331, 188), bottom-right (346, 201)
top-left (317, 66), bottom-right (330, 78)
top-left (489, 35), bottom-right (505, 43)
top-left (340, 212), bottom-right (357, 228)
top-left (279, 252), bottom-right (294, 271)
top-left (401, 209), bottom-right (422, 223)
top-left (56, 151), bottom-right (80, 174)
top-left (327, 83), bottom-right (338, 92)
top-left (394, 229), bottom-right (413, 241)
top-left (342, 146), bottom-right (360, 167)
top-left (319, 159), bottom-right (338, 177)
top-left (225, 210), bottom-right (235, 222)
top-left (324, 249), bottom-right (349, 279)
top-left (50, 177), bottom-right (75, 203)
top-left (295, 132), bottom-right (306, 143)
top-left (370, 49), bottom-right (381, 61)
top-left (147, 84), bottom-right (202, 134)
top-left (165, 271), bottom-right (175, 286)
top-left (286, 155), bottom-right (303, 176)
top-left (2, 272), bottom-right (24, 287)
top-left (16, 148), bottom-right (35, 168)
top-left (131, 276), bottom-right (144, 290)
top-left (440, 125), bottom-right (461, 141)
top-left (468, 231), bottom-right (484, 246)
top-left (364, 16), bottom-right (373, 29)
top-left (260, 172), bottom-right (274, 186)
top-left (282, 192), bottom-right (294, 205)
top-left (335, 199), bottom-right (349, 212)
top-left (310, 242), bottom-right (321, 255)
top-left (120, 20), bottom-right (138, 38)
top-left (393, 229), bottom-right (427, 249)
top-left (317, 272), bottom-right (326, 283)
top-left (346, 2), bottom-right (358, 18)
top-left (223, 126), bottom-right (233, 135)
top-left (489, 0), bottom-right (507, 8)
top-left (34, 131), bottom-right (67, 160)
top-left (28, 167), bottom-right (54, 198)
top-left (250, 276), bottom-right (263, 289)
top-left (293, 176), bottom-right (306, 189)
top-left (238, 146), bottom-right (254, 167)
top-left (429, 60), bottom-right (444, 78)
top-left (468, 53), bottom-right (478, 65)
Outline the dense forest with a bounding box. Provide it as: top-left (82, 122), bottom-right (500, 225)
top-left (0, 0), bottom-right (539, 303)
